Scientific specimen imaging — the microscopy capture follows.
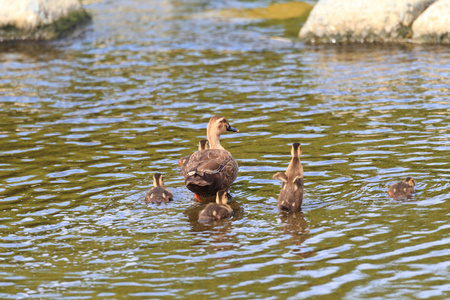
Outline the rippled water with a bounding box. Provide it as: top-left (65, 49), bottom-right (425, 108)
top-left (1, 0), bottom-right (449, 299)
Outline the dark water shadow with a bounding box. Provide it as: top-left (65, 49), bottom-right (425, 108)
top-left (184, 199), bottom-right (245, 232)
top-left (0, 24), bottom-right (92, 60)
top-left (279, 210), bottom-right (314, 260)
top-left (183, 199), bottom-right (245, 252)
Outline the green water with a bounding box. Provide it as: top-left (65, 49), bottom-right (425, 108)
top-left (0, 1), bottom-right (449, 299)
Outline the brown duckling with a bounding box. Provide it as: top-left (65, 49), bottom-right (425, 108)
top-left (198, 190), bottom-right (233, 221)
top-left (388, 177), bottom-right (415, 200)
top-left (273, 143), bottom-right (304, 212)
top-left (184, 116), bottom-right (239, 202)
top-left (179, 139), bottom-right (209, 176)
top-left (144, 173), bottom-right (174, 204)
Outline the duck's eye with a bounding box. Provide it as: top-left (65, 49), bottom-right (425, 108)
top-left (220, 121), bottom-right (229, 129)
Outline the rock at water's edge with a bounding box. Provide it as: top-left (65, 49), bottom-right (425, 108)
top-left (299, 0), bottom-right (435, 43)
top-left (0, 0), bottom-right (91, 41)
top-left (412, 0), bottom-right (450, 43)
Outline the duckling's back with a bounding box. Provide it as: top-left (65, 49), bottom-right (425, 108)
top-left (274, 143), bottom-right (304, 212)
top-left (388, 181), bottom-right (414, 200)
top-left (277, 179), bottom-right (303, 212)
top-left (198, 203), bottom-right (232, 221)
top-left (145, 187), bottom-right (173, 204)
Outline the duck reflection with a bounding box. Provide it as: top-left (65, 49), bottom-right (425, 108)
top-left (278, 211), bottom-right (313, 260)
top-left (184, 196), bottom-right (244, 251)
top-left (0, 42), bottom-right (62, 61)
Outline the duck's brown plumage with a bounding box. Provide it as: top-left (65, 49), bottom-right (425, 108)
top-left (273, 143), bottom-right (304, 212)
top-left (183, 116), bottom-right (239, 201)
top-left (145, 173), bottom-right (174, 204)
top-left (198, 190), bottom-right (233, 221)
top-left (388, 177), bottom-right (415, 200)
top-left (179, 139), bottom-right (209, 176)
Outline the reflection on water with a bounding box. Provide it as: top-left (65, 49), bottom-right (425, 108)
top-left (197, 1), bottom-right (313, 21)
top-left (0, 0), bottom-right (449, 299)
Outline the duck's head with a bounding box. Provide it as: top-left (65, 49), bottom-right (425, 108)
top-left (198, 139), bottom-right (209, 151)
top-left (153, 173), bottom-right (164, 187)
top-left (405, 177), bottom-right (415, 187)
top-left (216, 190), bottom-right (229, 205)
top-left (207, 116), bottom-right (239, 149)
top-left (207, 116), bottom-right (239, 136)
top-left (291, 143), bottom-right (302, 158)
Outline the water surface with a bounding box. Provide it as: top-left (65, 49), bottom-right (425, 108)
top-left (0, 0), bottom-right (449, 299)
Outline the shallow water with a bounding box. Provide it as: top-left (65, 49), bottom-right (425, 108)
top-left (1, 0), bottom-right (449, 299)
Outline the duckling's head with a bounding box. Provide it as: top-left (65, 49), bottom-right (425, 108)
top-left (198, 139), bottom-right (209, 151)
top-left (179, 156), bottom-right (188, 167)
top-left (216, 190), bottom-right (228, 205)
top-left (208, 116), bottom-right (239, 136)
top-left (291, 143), bottom-right (302, 158)
top-left (405, 177), bottom-right (415, 187)
top-left (153, 173), bottom-right (164, 187)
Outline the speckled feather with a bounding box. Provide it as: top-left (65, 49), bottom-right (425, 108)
top-left (179, 140), bottom-right (209, 176)
top-left (185, 149), bottom-right (238, 197)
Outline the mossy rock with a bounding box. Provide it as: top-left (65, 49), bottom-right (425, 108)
top-left (414, 33), bottom-right (450, 44)
top-left (0, 9), bottom-right (92, 42)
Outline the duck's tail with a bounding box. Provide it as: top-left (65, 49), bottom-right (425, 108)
top-left (185, 174), bottom-right (210, 187)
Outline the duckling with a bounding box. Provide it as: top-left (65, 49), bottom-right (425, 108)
top-left (183, 116), bottom-right (239, 202)
top-left (388, 177), bottom-right (415, 200)
top-left (144, 173), bottom-right (174, 204)
top-left (179, 139), bottom-right (209, 176)
top-left (273, 143), bottom-right (304, 212)
top-left (198, 190), bottom-right (233, 221)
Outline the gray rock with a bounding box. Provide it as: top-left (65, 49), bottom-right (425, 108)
top-left (0, 0), bottom-right (91, 41)
top-left (299, 0), bottom-right (436, 43)
top-left (412, 0), bottom-right (450, 43)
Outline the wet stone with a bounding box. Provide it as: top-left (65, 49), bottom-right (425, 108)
top-left (299, 0), bottom-right (435, 43)
top-left (412, 0), bottom-right (450, 43)
top-left (0, 0), bottom-right (91, 41)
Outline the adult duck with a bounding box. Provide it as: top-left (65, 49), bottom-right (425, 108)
top-left (273, 143), bottom-right (304, 212)
top-left (183, 116), bottom-right (239, 202)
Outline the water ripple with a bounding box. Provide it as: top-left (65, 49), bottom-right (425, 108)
top-left (0, 0), bottom-right (449, 299)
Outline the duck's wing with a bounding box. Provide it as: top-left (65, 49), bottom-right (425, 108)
top-left (198, 203), bottom-right (218, 221)
top-left (273, 172), bottom-right (288, 182)
top-left (185, 149), bottom-right (238, 196)
top-left (186, 150), bottom-right (233, 177)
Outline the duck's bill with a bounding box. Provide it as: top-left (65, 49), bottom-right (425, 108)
top-left (227, 126), bottom-right (239, 132)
